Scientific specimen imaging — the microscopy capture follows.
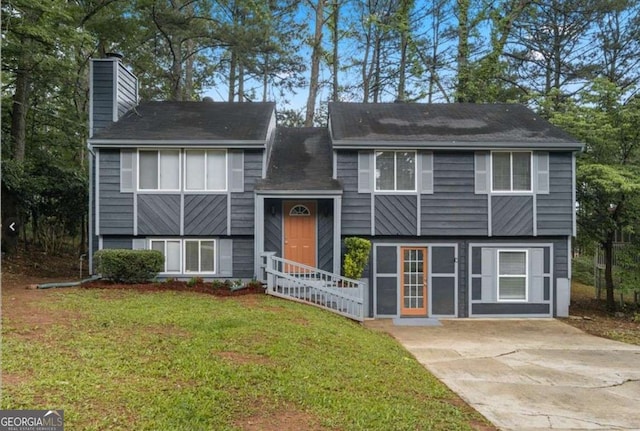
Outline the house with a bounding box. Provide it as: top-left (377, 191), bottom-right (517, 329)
top-left (88, 56), bottom-right (583, 319)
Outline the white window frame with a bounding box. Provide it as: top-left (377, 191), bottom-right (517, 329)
top-left (490, 151), bottom-right (532, 193)
top-left (149, 239), bottom-right (217, 275)
top-left (184, 239), bottom-right (217, 274)
top-left (138, 149), bottom-right (181, 192)
top-left (374, 150), bottom-right (416, 192)
top-left (497, 249), bottom-right (528, 302)
top-left (184, 149), bottom-right (228, 192)
top-left (150, 239), bottom-right (182, 274)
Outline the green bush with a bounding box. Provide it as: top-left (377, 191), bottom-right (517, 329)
top-left (343, 237), bottom-right (371, 280)
top-left (95, 249), bottom-right (163, 283)
top-left (572, 255), bottom-right (595, 286)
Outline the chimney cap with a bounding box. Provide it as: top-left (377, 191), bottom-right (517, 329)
top-left (105, 52), bottom-right (124, 60)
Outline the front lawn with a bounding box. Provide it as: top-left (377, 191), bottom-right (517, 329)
top-left (1, 284), bottom-right (489, 430)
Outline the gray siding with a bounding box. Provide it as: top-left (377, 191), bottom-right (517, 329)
top-left (422, 152), bottom-right (488, 235)
top-left (184, 195), bottom-right (227, 235)
top-left (116, 63), bottom-right (137, 117)
top-left (338, 151), bottom-right (371, 235)
top-left (233, 238), bottom-right (254, 278)
top-left (457, 242), bottom-right (468, 317)
top-left (103, 237), bottom-right (133, 249)
top-left (91, 61), bottom-right (114, 135)
top-left (554, 238), bottom-right (568, 279)
top-left (538, 152), bottom-right (573, 235)
top-left (492, 196), bottom-right (534, 236)
top-left (264, 201), bottom-right (283, 256)
top-left (317, 200), bottom-right (334, 272)
top-left (138, 194), bottom-right (180, 235)
top-left (375, 195), bottom-right (416, 235)
top-left (231, 150), bottom-right (262, 235)
top-left (99, 149), bottom-right (134, 235)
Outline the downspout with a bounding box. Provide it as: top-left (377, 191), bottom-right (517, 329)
top-left (87, 142), bottom-right (96, 274)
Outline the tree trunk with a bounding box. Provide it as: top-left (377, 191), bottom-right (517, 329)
top-left (11, 65), bottom-right (30, 162)
top-left (184, 40), bottom-right (194, 101)
top-left (305, 0), bottom-right (324, 127)
top-left (397, 31), bottom-right (407, 102)
top-left (238, 63), bottom-right (245, 102)
top-left (456, 0), bottom-right (470, 102)
top-left (603, 239), bottom-right (616, 312)
top-left (331, 0), bottom-right (339, 102)
top-left (229, 50), bottom-right (237, 102)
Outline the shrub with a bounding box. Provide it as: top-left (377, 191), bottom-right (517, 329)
top-left (343, 237), bottom-right (371, 280)
top-left (187, 277), bottom-right (204, 287)
top-left (95, 249), bottom-right (163, 283)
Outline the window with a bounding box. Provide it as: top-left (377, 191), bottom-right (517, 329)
top-left (375, 151), bottom-right (415, 191)
top-left (139, 150), bottom-right (180, 190)
top-left (185, 240), bottom-right (216, 273)
top-left (492, 151), bottom-right (531, 192)
top-left (151, 239), bottom-right (181, 273)
top-left (185, 150), bottom-right (227, 191)
top-left (289, 205), bottom-right (311, 216)
top-left (151, 239), bottom-right (217, 274)
top-left (498, 250), bottom-right (528, 301)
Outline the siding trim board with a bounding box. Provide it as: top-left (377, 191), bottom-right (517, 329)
top-left (373, 242), bottom-right (458, 319)
top-left (467, 241), bottom-right (554, 318)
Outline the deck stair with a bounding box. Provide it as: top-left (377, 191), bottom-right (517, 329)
top-left (260, 253), bottom-right (365, 321)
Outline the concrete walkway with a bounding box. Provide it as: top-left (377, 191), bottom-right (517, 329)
top-left (366, 319), bottom-right (640, 431)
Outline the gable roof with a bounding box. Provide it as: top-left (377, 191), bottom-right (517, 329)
top-left (329, 102), bottom-right (583, 150)
top-left (90, 101), bottom-right (275, 147)
top-left (256, 127), bottom-right (342, 192)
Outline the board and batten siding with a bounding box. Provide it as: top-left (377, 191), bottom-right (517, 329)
top-left (231, 150), bottom-right (263, 235)
top-left (337, 151), bottom-right (371, 235)
top-left (422, 152), bottom-right (488, 236)
top-left (98, 149), bottom-right (134, 235)
top-left (537, 152), bottom-right (573, 235)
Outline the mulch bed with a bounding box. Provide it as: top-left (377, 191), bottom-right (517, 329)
top-left (80, 280), bottom-right (266, 297)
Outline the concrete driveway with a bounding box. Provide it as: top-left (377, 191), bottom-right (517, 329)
top-left (366, 319), bottom-right (640, 431)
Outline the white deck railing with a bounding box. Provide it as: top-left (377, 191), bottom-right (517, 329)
top-left (260, 252), bottom-right (365, 322)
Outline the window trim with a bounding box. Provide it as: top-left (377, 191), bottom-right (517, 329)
top-left (183, 149), bottom-right (228, 192)
top-left (149, 238), bottom-right (217, 275)
top-left (374, 150), bottom-right (417, 192)
top-left (150, 239), bottom-right (183, 274)
top-left (490, 151), bottom-right (533, 193)
top-left (137, 149), bottom-right (182, 192)
top-left (497, 249), bottom-right (528, 302)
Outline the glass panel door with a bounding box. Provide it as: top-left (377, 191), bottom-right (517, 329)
top-left (400, 247), bottom-right (428, 316)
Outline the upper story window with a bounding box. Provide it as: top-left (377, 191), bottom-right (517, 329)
top-left (185, 150), bottom-right (227, 191)
top-left (139, 150), bottom-right (180, 191)
top-left (375, 151), bottom-right (416, 191)
top-left (492, 151), bottom-right (531, 192)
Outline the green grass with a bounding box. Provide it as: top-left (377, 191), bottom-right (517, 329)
top-left (2, 289), bottom-right (485, 430)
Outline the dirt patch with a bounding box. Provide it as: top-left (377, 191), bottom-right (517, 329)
top-left (216, 351), bottom-right (273, 366)
top-left (235, 404), bottom-right (325, 431)
top-left (1, 373), bottom-right (31, 387)
top-left (563, 282), bottom-right (640, 346)
top-left (2, 248), bottom-right (82, 279)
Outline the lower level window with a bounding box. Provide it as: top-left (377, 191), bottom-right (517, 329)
top-left (185, 240), bottom-right (215, 273)
top-left (151, 239), bottom-right (216, 274)
top-left (498, 250), bottom-right (527, 301)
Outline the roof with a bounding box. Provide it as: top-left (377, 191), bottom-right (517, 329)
top-left (329, 102), bottom-right (583, 150)
top-left (90, 101), bottom-right (275, 145)
top-left (256, 127), bottom-right (342, 192)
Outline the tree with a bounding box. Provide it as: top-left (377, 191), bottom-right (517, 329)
top-left (305, 0), bottom-right (326, 126)
top-left (552, 80), bottom-right (640, 311)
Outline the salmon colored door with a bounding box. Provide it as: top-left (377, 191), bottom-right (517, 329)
top-left (400, 247), bottom-right (428, 316)
top-left (283, 201), bottom-right (317, 268)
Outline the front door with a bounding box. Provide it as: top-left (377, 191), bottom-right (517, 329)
top-left (283, 201), bottom-right (316, 268)
top-left (400, 247), bottom-right (428, 316)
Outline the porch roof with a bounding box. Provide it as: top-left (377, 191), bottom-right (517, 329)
top-left (256, 127), bottom-right (342, 191)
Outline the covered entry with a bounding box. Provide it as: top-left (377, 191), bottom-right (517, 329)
top-left (374, 243), bottom-right (458, 318)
